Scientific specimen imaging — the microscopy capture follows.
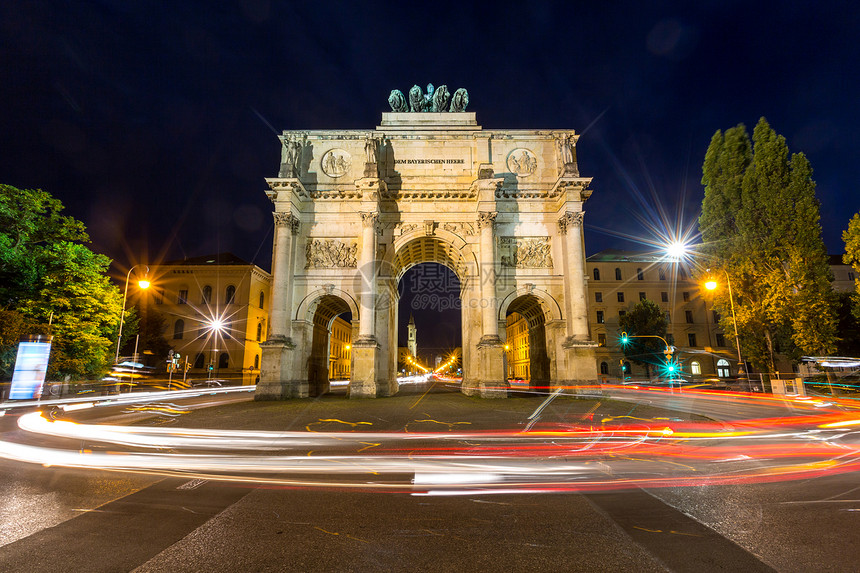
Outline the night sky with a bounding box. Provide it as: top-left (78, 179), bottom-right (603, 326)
top-left (3, 1), bottom-right (859, 351)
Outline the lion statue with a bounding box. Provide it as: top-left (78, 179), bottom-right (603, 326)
top-left (449, 88), bottom-right (469, 112)
top-left (431, 85), bottom-right (450, 112)
top-left (388, 89), bottom-right (408, 112)
top-left (408, 85), bottom-right (424, 112)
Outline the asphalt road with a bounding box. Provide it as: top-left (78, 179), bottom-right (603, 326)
top-left (1, 388), bottom-right (859, 572)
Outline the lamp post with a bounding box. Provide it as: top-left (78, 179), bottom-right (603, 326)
top-left (115, 265), bottom-right (150, 364)
top-left (705, 269), bottom-right (746, 387)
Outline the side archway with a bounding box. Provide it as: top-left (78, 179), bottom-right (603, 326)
top-left (500, 291), bottom-right (562, 391)
top-left (299, 292), bottom-right (355, 397)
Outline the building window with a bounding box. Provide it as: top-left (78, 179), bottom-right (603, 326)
top-left (619, 310), bottom-right (626, 318)
top-left (716, 359), bottom-right (730, 378)
top-left (661, 291), bottom-right (668, 303)
top-left (615, 268), bottom-right (622, 280)
top-left (596, 310), bottom-right (604, 324)
top-left (155, 289), bottom-right (164, 305)
top-left (850, 272), bottom-right (856, 281)
top-left (259, 291), bottom-right (265, 309)
top-left (637, 268), bottom-right (644, 280)
top-left (225, 285), bottom-right (236, 304)
top-left (688, 333), bottom-right (697, 347)
top-left (173, 319), bottom-right (184, 340)
top-left (659, 268), bottom-right (666, 281)
top-left (600, 361), bottom-right (609, 375)
top-left (691, 361), bottom-right (701, 375)
top-left (715, 333), bottom-right (726, 347)
top-left (194, 353), bottom-right (205, 369)
top-left (256, 323), bottom-right (263, 342)
top-left (202, 285), bottom-right (212, 304)
top-left (678, 266), bottom-right (687, 279)
top-left (639, 292), bottom-right (646, 301)
top-left (665, 311), bottom-right (670, 322)
top-left (713, 310), bottom-right (721, 323)
top-left (219, 352), bottom-right (229, 369)
top-left (682, 291), bottom-right (690, 302)
top-left (685, 310), bottom-right (694, 323)
top-left (667, 334), bottom-right (674, 345)
top-left (617, 292), bottom-right (624, 303)
top-left (593, 268), bottom-right (600, 281)
top-left (254, 354), bottom-right (260, 369)
top-left (597, 333), bottom-right (606, 347)
top-left (178, 289), bottom-right (188, 305)
top-left (595, 292), bottom-right (602, 303)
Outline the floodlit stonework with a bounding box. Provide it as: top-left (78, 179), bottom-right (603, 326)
top-left (256, 108), bottom-right (597, 399)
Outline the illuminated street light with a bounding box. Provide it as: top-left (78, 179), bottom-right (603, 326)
top-left (665, 241), bottom-right (688, 260)
top-left (705, 269), bottom-right (747, 386)
top-left (115, 264), bottom-right (151, 364)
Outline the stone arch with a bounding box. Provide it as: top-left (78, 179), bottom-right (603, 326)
top-left (385, 229), bottom-right (478, 283)
top-left (294, 287), bottom-right (359, 323)
top-left (302, 293), bottom-right (354, 397)
top-left (382, 232), bottom-right (479, 387)
top-left (497, 287), bottom-right (563, 324)
top-left (501, 292), bottom-right (557, 391)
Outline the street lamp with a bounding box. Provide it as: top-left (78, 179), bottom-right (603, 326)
top-left (704, 269), bottom-right (746, 386)
top-left (207, 318), bottom-right (225, 380)
top-left (115, 264), bottom-right (150, 364)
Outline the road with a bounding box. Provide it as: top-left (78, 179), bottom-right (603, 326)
top-left (1, 386), bottom-right (859, 572)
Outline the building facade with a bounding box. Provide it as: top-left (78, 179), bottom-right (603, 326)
top-left (328, 315), bottom-right (352, 380)
top-left (151, 253), bottom-right (271, 385)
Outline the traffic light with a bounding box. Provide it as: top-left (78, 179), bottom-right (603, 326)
top-left (620, 332), bottom-right (629, 345)
top-left (208, 363), bottom-right (214, 371)
top-left (664, 345), bottom-right (675, 360)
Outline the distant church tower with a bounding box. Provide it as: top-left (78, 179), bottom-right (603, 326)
top-left (407, 315), bottom-right (418, 358)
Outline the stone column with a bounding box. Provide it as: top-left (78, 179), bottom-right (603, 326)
top-left (478, 211), bottom-right (499, 343)
top-left (350, 211), bottom-right (380, 398)
top-left (357, 212), bottom-right (379, 342)
top-left (559, 210), bottom-right (598, 389)
top-left (559, 211), bottom-right (589, 340)
top-left (473, 211), bottom-right (507, 398)
top-left (269, 211), bottom-right (299, 341)
top-left (256, 211), bottom-right (300, 400)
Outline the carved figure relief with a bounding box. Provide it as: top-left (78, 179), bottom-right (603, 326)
top-left (305, 239), bottom-right (358, 269)
top-left (431, 85), bottom-right (450, 112)
top-left (279, 134), bottom-right (304, 177)
top-left (507, 148), bottom-right (537, 176)
top-left (321, 148), bottom-right (351, 178)
top-left (440, 222), bottom-right (477, 236)
top-left (449, 88), bottom-right (469, 112)
top-left (500, 237), bottom-right (553, 268)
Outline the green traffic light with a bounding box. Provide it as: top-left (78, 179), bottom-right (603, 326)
top-left (620, 332), bottom-right (629, 344)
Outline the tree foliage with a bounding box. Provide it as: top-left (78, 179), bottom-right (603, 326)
top-left (699, 119), bottom-right (837, 372)
top-left (843, 213), bottom-right (860, 321)
top-left (618, 299), bottom-right (669, 377)
top-left (0, 184), bottom-right (124, 380)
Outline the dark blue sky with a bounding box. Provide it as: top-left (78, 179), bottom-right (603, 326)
top-left (3, 0), bottom-right (859, 274)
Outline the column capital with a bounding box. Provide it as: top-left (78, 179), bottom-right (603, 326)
top-left (360, 211), bottom-right (380, 230)
top-left (273, 212), bottom-right (300, 234)
top-left (476, 211), bottom-right (498, 230)
top-left (558, 211), bottom-right (584, 235)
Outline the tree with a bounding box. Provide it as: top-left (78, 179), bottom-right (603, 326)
top-left (119, 305), bottom-right (172, 366)
top-left (0, 185), bottom-right (125, 380)
top-left (699, 118), bottom-right (837, 372)
top-left (843, 212), bottom-right (860, 320)
top-left (619, 299), bottom-right (669, 378)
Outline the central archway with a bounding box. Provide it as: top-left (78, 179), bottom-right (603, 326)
top-left (382, 231), bottom-right (479, 390)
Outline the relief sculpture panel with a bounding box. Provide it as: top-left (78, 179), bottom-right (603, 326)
top-left (305, 239), bottom-right (358, 269)
top-left (500, 237), bottom-right (553, 268)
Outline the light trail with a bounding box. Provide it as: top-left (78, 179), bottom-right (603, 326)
top-left (3, 386), bottom-right (860, 494)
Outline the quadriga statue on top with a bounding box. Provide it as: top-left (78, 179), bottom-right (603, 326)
top-left (388, 84), bottom-right (469, 113)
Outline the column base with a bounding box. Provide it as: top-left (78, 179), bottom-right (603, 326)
top-left (560, 338), bottom-right (599, 391)
top-left (350, 337), bottom-right (379, 398)
top-left (470, 338), bottom-right (508, 398)
top-left (255, 338), bottom-right (305, 400)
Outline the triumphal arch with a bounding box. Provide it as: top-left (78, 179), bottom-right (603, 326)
top-left (256, 85), bottom-right (597, 399)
